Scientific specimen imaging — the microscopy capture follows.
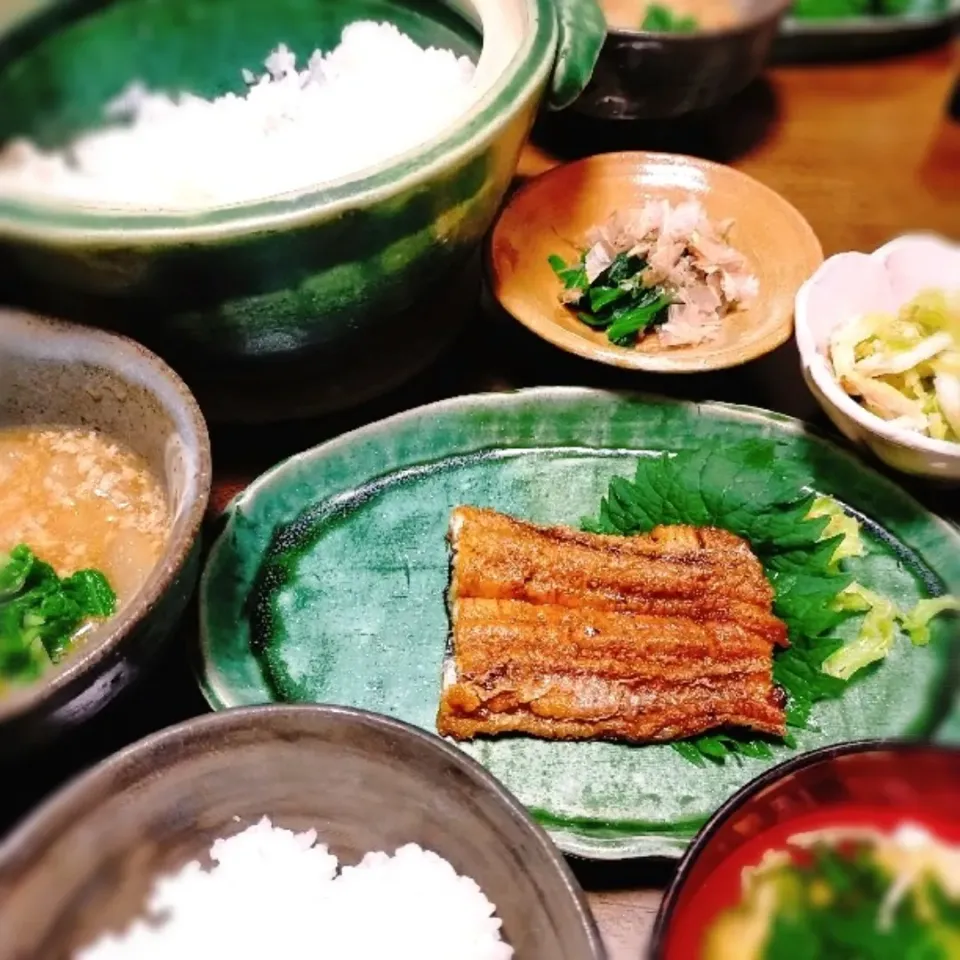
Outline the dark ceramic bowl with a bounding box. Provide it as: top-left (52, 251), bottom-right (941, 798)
top-left (0, 0), bottom-right (604, 423)
top-left (574, 0), bottom-right (792, 120)
top-left (650, 741), bottom-right (960, 959)
top-left (0, 310), bottom-right (211, 754)
top-left (0, 705), bottom-right (606, 959)
top-left (774, 2), bottom-right (960, 64)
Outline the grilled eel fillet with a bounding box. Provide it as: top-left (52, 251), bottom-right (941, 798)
top-left (436, 506), bottom-right (788, 743)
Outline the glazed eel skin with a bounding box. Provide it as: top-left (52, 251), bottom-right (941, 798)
top-left (436, 506), bottom-right (788, 743)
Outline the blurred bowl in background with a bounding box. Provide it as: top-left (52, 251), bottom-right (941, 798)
top-left (573, 0), bottom-right (792, 120)
top-left (774, 1), bottom-right (960, 64)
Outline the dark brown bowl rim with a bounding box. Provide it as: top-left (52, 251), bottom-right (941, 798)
top-left (0, 703), bottom-right (607, 958)
top-left (0, 312), bottom-right (212, 727)
top-left (648, 738), bottom-right (960, 958)
top-left (605, 0), bottom-right (793, 40)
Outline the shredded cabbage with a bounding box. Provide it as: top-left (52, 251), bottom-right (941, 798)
top-left (823, 585), bottom-right (960, 680)
top-left (823, 585), bottom-right (899, 680)
top-left (828, 289), bottom-right (960, 442)
top-left (808, 496), bottom-right (865, 569)
top-left (901, 596), bottom-right (960, 647)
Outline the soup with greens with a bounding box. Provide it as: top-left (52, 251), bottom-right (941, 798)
top-left (0, 426), bottom-right (169, 687)
top-left (667, 807), bottom-right (960, 960)
top-left (603, 0), bottom-right (740, 32)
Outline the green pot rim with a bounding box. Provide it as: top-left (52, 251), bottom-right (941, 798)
top-left (0, 0), bottom-right (556, 244)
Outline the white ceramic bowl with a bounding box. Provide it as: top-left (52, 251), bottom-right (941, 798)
top-left (795, 233), bottom-right (960, 483)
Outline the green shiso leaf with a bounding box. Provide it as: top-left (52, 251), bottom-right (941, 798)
top-left (583, 441), bottom-right (854, 766)
top-left (587, 450), bottom-right (958, 764)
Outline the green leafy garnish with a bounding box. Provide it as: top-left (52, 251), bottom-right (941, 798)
top-left (641, 3), bottom-right (698, 32)
top-left (806, 495), bottom-right (865, 570)
top-left (790, 0), bottom-right (947, 19)
top-left (903, 596), bottom-right (960, 647)
top-left (607, 292), bottom-right (674, 345)
top-left (822, 585), bottom-right (960, 680)
top-left (758, 843), bottom-right (960, 959)
top-left (0, 545), bottom-right (33, 599)
top-left (707, 835), bottom-right (960, 959)
top-left (548, 251), bottom-right (672, 347)
top-left (822, 584), bottom-right (899, 680)
top-left (585, 446), bottom-right (959, 764)
top-left (0, 545), bottom-right (117, 684)
top-left (584, 442), bottom-right (853, 764)
top-left (581, 443), bottom-right (956, 768)
top-left (547, 254), bottom-right (587, 292)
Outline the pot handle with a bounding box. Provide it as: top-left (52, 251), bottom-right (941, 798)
top-left (547, 0), bottom-right (606, 111)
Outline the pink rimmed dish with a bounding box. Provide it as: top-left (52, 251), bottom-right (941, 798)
top-left (795, 233), bottom-right (960, 483)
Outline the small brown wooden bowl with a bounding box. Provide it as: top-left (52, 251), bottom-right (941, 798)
top-left (488, 151), bottom-right (823, 373)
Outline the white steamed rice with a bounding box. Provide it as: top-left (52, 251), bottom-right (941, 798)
top-left (76, 817), bottom-right (513, 960)
top-left (0, 22), bottom-right (477, 210)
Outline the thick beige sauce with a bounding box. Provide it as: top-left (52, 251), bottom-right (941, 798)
top-left (0, 427), bottom-right (169, 605)
top-left (602, 0), bottom-right (741, 31)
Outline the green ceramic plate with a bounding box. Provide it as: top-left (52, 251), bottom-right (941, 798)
top-left (199, 388), bottom-right (960, 859)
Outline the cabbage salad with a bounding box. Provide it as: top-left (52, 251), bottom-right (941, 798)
top-left (828, 289), bottom-right (960, 442)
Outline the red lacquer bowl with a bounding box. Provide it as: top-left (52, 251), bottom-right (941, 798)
top-left (650, 740), bottom-right (960, 959)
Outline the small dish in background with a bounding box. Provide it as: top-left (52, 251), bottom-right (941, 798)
top-left (574, 0), bottom-right (791, 120)
top-left (795, 233), bottom-right (960, 482)
top-left (775, 0), bottom-right (960, 64)
top-left (650, 741), bottom-right (960, 959)
top-left (0, 705), bottom-right (604, 959)
top-left (488, 151), bottom-right (822, 373)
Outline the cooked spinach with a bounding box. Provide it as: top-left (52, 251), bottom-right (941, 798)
top-left (0, 545), bottom-right (116, 683)
top-left (548, 251), bottom-right (672, 347)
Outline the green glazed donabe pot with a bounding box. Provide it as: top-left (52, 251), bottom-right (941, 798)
top-left (0, 0), bottom-right (604, 421)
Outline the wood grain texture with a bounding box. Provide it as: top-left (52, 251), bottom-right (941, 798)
top-left (522, 45), bottom-right (960, 258)
top-left (587, 888), bottom-right (662, 959)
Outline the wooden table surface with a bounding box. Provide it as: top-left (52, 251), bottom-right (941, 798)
top-left (1, 40), bottom-right (958, 960)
